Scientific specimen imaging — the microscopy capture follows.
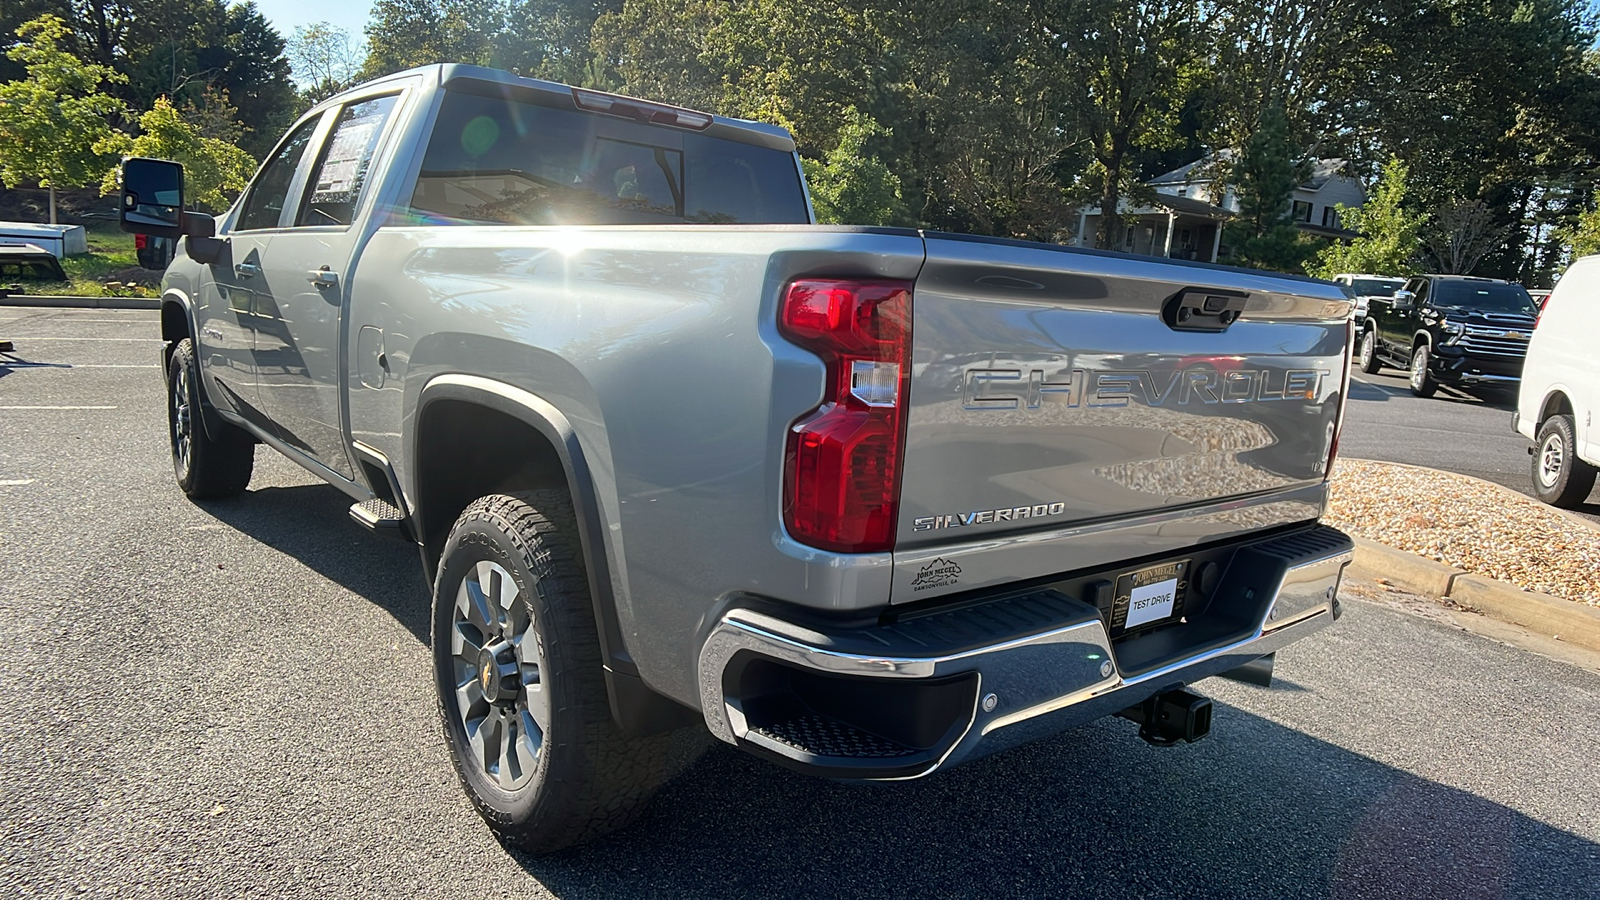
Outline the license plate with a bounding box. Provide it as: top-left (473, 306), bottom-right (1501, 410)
top-left (1113, 560), bottom-right (1189, 634)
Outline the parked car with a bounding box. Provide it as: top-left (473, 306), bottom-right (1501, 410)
top-left (1330, 273), bottom-right (1405, 324)
top-left (134, 233), bottom-right (175, 270)
top-left (1357, 274), bottom-right (1538, 397)
top-left (119, 64), bottom-right (1355, 853)
top-left (1515, 258), bottom-right (1598, 507)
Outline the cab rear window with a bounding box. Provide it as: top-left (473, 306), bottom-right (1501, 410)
top-left (406, 90), bottom-right (808, 227)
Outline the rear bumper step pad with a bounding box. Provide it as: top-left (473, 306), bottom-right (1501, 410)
top-left (697, 524), bottom-right (1352, 779)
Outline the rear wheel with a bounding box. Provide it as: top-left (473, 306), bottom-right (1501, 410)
top-left (1358, 326), bottom-right (1383, 374)
top-left (1408, 343), bottom-right (1437, 398)
top-left (1532, 415), bottom-right (1597, 508)
top-left (432, 490), bottom-right (700, 854)
top-left (166, 338), bottom-right (254, 499)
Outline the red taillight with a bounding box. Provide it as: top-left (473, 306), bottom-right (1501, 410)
top-left (134, 233), bottom-right (148, 250)
top-left (780, 279), bottom-right (913, 553)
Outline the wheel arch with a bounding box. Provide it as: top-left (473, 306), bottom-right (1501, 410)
top-left (1538, 389), bottom-right (1574, 426)
top-left (159, 290), bottom-right (197, 366)
top-left (160, 290), bottom-right (233, 442)
top-left (410, 374), bottom-right (696, 736)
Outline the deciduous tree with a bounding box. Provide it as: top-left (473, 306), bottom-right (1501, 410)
top-left (96, 96), bottom-right (255, 211)
top-left (288, 21), bottom-right (365, 103)
top-left (800, 107), bottom-right (904, 225)
top-left (1043, 0), bottom-right (1206, 249)
top-left (1311, 158), bottom-right (1423, 278)
top-left (0, 14), bottom-right (124, 223)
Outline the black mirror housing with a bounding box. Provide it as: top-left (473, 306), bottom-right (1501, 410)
top-left (119, 157), bottom-right (185, 239)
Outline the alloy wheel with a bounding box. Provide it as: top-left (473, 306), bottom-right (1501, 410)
top-left (1538, 432), bottom-right (1566, 489)
top-left (170, 361), bottom-right (192, 477)
top-left (449, 559), bottom-right (549, 791)
top-left (1410, 347), bottom-right (1428, 389)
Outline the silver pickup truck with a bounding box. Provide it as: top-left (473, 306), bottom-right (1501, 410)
top-left (120, 64), bottom-right (1354, 852)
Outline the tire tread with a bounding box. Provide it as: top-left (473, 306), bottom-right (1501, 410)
top-left (435, 490), bottom-right (700, 854)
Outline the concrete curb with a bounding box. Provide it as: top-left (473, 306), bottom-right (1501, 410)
top-left (1, 295), bottom-right (158, 310)
top-left (1349, 537), bottom-right (1600, 653)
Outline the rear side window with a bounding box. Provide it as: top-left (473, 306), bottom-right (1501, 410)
top-left (237, 118), bottom-right (318, 231)
top-left (298, 94), bottom-right (400, 227)
top-left (406, 90), bottom-right (807, 226)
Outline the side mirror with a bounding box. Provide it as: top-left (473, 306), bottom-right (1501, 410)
top-left (1392, 290), bottom-right (1415, 310)
top-left (119, 157), bottom-right (185, 239)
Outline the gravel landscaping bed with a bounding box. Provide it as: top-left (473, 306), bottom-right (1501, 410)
top-left (1325, 458), bottom-right (1600, 606)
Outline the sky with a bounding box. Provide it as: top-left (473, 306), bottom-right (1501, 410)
top-left (250, 0), bottom-right (372, 45)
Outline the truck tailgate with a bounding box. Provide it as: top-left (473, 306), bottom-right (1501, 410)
top-left (893, 234), bottom-right (1350, 597)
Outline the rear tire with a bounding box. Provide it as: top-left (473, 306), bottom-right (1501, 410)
top-left (166, 338), bottom-right (254, 499)
top-left (432, 490), bottom-right (701, 854)
top-left (1532, 415), bottom-right (1597, 508)
top-left (1358, 326), bottom-right (1383, 374)
top-left (1408, 343), bottom-right (1437, 398)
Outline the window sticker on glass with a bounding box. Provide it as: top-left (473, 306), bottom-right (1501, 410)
top-left (315, 118), bottom-right (379, 198)
top-left (300, 94), bottom-right (398, 227)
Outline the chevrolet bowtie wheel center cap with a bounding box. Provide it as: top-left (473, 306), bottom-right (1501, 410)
top-left (478, 640), bottom-right (521, 706)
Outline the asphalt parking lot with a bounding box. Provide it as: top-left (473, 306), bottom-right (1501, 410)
top-left (1340, 368), bottom-right (1600, 523)
top-left (3, 308), bottom-right (1600, 898)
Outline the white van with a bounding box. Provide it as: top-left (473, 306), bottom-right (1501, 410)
top-left (1515, 257), bottom-right (1599, 507)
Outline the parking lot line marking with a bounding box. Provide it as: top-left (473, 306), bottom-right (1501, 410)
top-left (0, 318), bottom-right (158, 325)
top-left (0, 405), bottom-right (117, 410)
top-left (0, 363), bottom-right (158, 368)
top-left (0, 479), bottom-right (35, 486)
top-left (7, 337), bottom-right (164, 342)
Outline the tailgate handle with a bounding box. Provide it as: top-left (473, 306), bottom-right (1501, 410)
top-left (1164, 288), bottom-right (1249, 333)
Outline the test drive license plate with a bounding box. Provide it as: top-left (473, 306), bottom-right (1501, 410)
top-left (1113, 559), bottom-right (1189, 634)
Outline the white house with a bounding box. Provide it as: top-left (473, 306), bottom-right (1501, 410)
top-left (1075, 151), bottom-right (1366, 263)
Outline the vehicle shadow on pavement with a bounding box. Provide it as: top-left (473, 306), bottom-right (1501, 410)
top-left (198, 482), bottom-right (431, 643)
top-left (521, 708), bottom-right (1600, 899)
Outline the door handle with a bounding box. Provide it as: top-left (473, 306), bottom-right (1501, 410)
top-left (308, 267), bottom-right (338, 289)
top-left (234, 262), bottom-right (260, 279)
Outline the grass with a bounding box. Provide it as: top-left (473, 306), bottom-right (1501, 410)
top-left (19, 222), bottom-right (159, 298)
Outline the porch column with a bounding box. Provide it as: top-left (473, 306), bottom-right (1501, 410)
top-left (1209, 223), bottom-right (1223, 262)
top-left (1078, 210), bottom-right (1090, 247)
top-left (1163, 212), bottom-right (1176, 258)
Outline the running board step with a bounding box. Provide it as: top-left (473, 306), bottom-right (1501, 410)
top-left (350, 498), bottom-right (411, 540)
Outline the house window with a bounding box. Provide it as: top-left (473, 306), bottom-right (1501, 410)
top-left (1125, 226), bottom-right (1136, 248)
top-left (1322, 206), bottom-right (1340, 229)
top-left (1292, 200), bottom-right (1313, 222)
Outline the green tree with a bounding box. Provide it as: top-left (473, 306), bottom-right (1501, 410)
top-left (1045, 0), bottom-right (1205, 250)
top-left (287, 21), bottom-right (365, 104)
top-left (1225, 105), bottom-right (1312, 271)
top-left (1557, 189), bottom-right (1600, 260)
top-left (53, 1), bottom-right (297, 159)
top-left (0, 14), bottom-right (125, 223)
top-left (1311, 158), bottom-right (1423, 278)
top-left (800, 107), bottom-right (905, 225)
top-left (96, 96), bottom-right (256, 212)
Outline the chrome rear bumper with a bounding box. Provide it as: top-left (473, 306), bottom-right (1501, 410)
top-left (698, 525), bottom-right (1352, 779)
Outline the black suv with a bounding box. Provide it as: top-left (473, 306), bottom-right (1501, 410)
top-left (1356, 274), bottom-right (1539, 397)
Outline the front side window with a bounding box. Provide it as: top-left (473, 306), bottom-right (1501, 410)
top-left (237, 118), bottom-right (319, 231)
top-left (406, 88), bottom-right (808, 226)
top-left (297, 94), bottom-right (400, 227)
